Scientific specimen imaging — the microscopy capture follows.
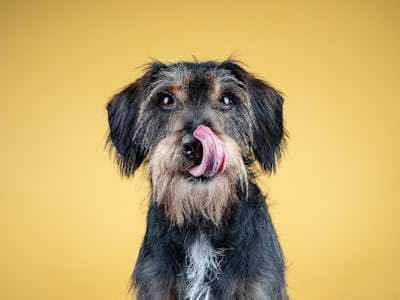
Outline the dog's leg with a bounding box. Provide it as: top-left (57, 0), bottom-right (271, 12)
top-left (132, 248), bottom-right (185, 300)
top-left (131, 205), bottom-right (186, 300)
top-left (208, 183), bottom-right (288, 300)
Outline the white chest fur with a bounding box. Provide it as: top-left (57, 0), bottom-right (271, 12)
top-left (184, 233), bottom-right (224, 300)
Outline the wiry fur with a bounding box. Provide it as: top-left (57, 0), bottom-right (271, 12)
top-left (184, 232), bottom-right (224, 300)
top-left (106, 59), bottom-right (288, 299)
top-left (150, 132), bottom-right (247, 225)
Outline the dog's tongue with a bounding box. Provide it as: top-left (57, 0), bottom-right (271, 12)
top-left (188, 125), bottom-right (226, 177)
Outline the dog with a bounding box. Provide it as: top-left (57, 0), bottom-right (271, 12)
top-left (106, 59), bottom-right (288, 300)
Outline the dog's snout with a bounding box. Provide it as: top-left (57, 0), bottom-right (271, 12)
top-left (182, 134), bottom-right (203, 164)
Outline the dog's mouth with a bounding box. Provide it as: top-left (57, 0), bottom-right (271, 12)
top-left (186, 125), bottom-right (226, 178)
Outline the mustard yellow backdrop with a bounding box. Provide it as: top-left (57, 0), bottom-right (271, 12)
top-left (1, 0), bottom-right (399, 299)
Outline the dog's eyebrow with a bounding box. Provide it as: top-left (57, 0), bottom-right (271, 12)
top-left (157, 65), bottom-right (190, 84)
top-left (145, 66), bottom-right (190, 95)
top-left (215, 70), bottom-right (246, 87)
top-left (142, 66), bottom-right (249, 110)
top-left (212, 71), bottom-right (249, 100)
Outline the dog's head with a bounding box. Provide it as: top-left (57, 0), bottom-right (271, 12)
top-left (107, 60), bottom-right (285, 225)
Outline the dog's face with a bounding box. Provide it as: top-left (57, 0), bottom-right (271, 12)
top-left (107, 60), bottom-right (285, 225)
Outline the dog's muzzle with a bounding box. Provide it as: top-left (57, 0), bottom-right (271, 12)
top-left (182, 133), bottom-right (203, 164)
top-left (181, 125), bottom-right (226, 178)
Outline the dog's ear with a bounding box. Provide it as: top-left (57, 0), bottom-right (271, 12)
top-left (248, 77), bottom-right (285, 173)
top-left (219, 61), bottom-right (285, 172)
top-left (106, 62), bottom-right (165, 176)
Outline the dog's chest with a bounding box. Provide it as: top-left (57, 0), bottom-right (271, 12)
top-left (184, 233), bottom-right (224, 300)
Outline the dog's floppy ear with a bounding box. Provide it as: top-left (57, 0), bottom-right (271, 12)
top-left (248, 77), bottom-right (285, 172)
top-left (106, 62), bottom-right (164, 176)
top-left (219, 61), bottom-right (285, 172)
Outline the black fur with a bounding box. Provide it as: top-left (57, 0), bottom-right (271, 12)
top-left (133, 183), bottom-right (287, 299)
top-left (219, 61), bottom-right (285, 172)
top-left (106, 60), bottom-right (288, 300)
top-left (107, 62), bottom-right (166, 176)
top-left (108, 61), bottom-right (285, 175)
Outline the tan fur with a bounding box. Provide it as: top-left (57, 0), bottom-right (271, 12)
top-left (149, 132), bottom-right (248, 226)
top-left (137, 64), bottom-right (251, 225)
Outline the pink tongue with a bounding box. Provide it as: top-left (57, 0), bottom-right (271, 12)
top-left (188, 125), bottom-right (226, 177)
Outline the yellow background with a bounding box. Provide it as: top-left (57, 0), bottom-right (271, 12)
top-left (1, 0), bottom-right (399, 299)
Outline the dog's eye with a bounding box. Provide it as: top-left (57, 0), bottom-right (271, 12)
top-left (218, 94), bottom-right (234, 110)
top-left (159, 93), bottom-right (178, 110)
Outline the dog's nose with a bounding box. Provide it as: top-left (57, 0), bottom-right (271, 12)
top-left (182, 134), bottom-right (203, 164)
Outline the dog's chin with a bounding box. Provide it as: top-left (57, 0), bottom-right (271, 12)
top-left (181, 170), bottom-right (217, 183)
top-left (150, 161), bottom-right (248, 226)
top-left (151, 167), bottom-right (232, 226)
top-left (149, 134), bottom-right (248, 225)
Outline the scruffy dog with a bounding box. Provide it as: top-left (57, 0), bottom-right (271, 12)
top-left (106, 60), bottom-right (288, 300)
